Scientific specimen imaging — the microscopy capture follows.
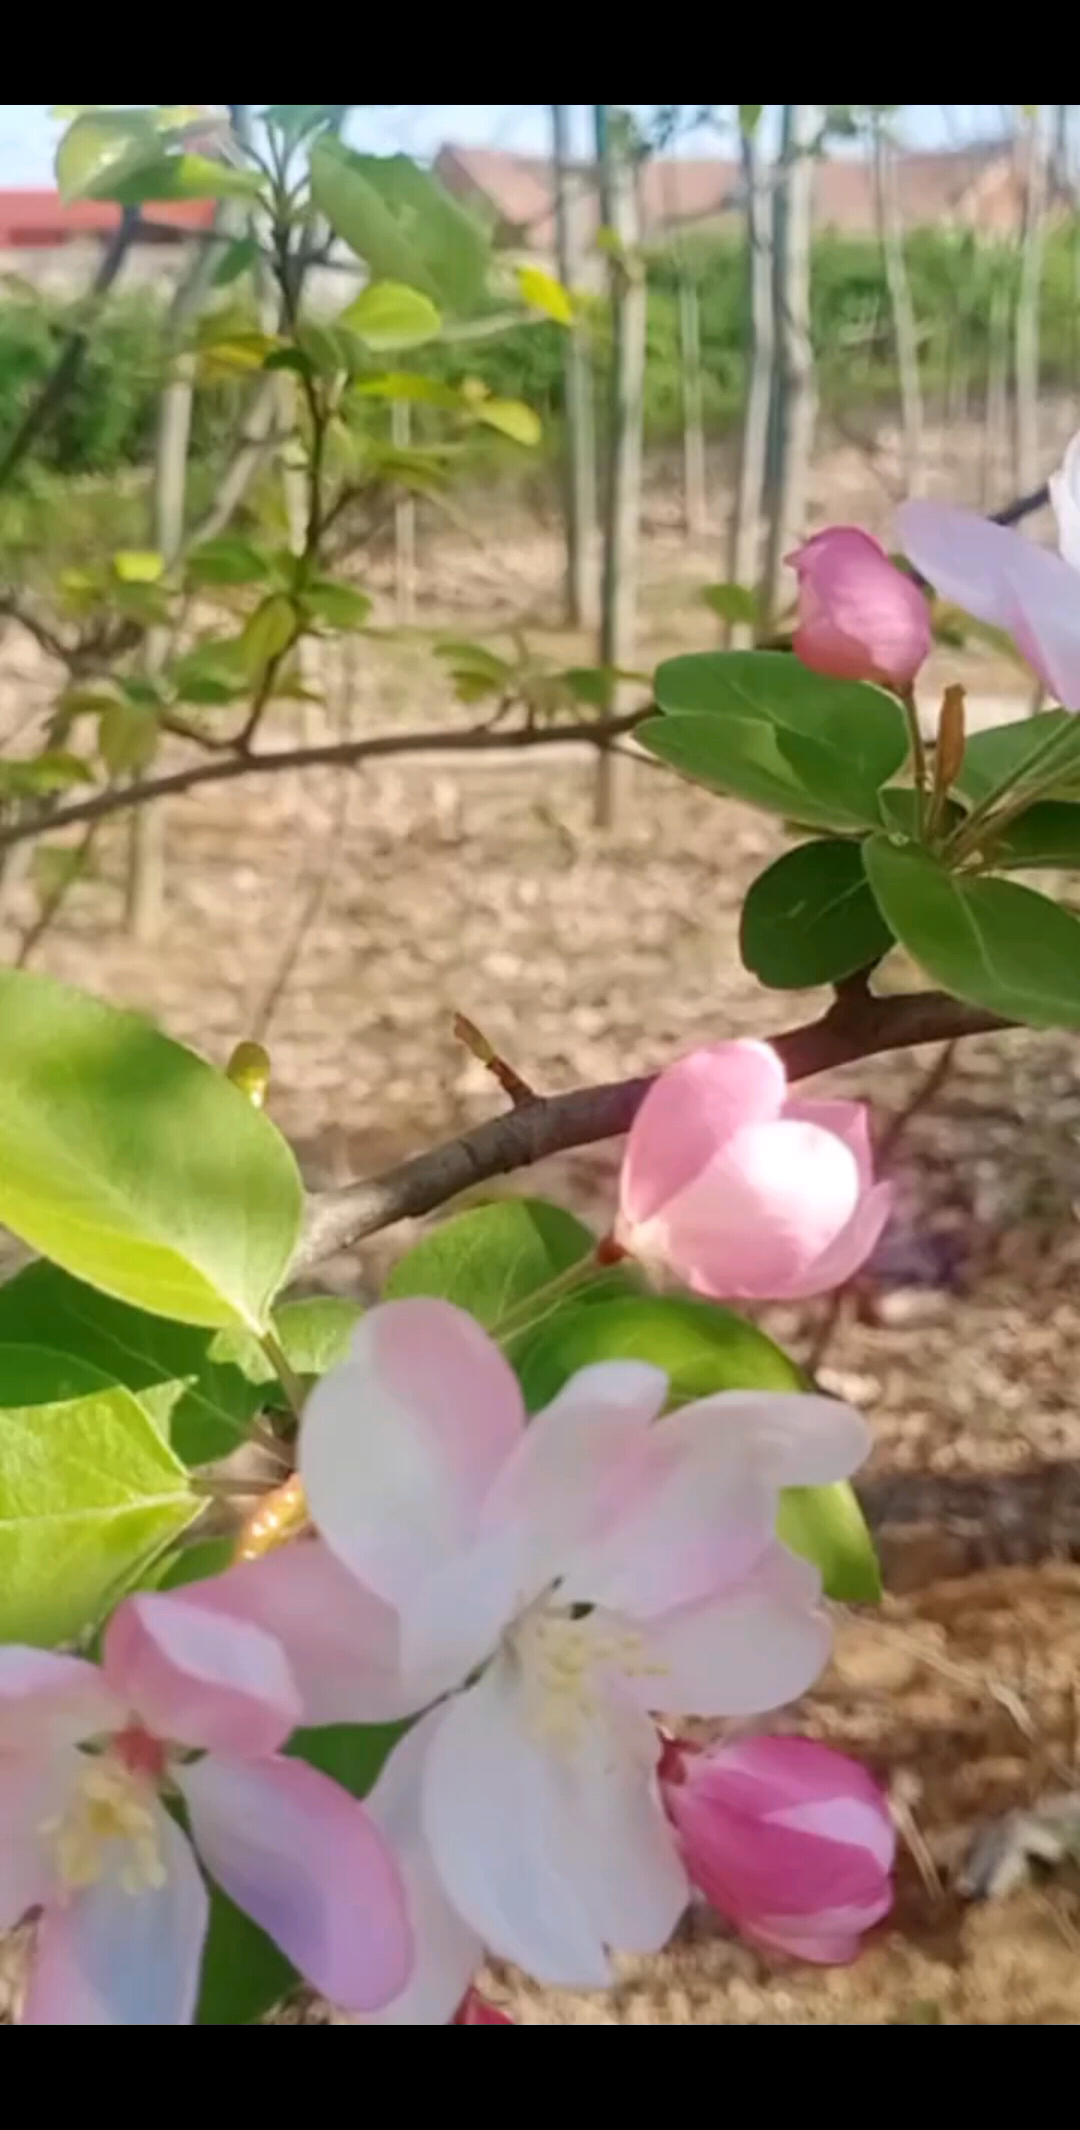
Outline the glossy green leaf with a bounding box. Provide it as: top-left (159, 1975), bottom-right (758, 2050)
top-left (953, 712), bottom-right (1080, 807)
top-left (169, 637), bottom-right (251, 704)
top-left (99, 700), bottom-right (158, 776)
top-left (515, 266), bottom-right (573, 324)
top-left (310, 141), bottom-right (491, 315)
top-left (991, 801), bottom-right (1080, 869)
top-left (241, 594), bottom-right (298, 674)
top-left (877, 788), bottom-right (964, 841)
top-left (383, 1198), bottom-right (624, 1345)
top-left (776, 1484), bottom-right (881, 1603)
top-left (702, 581), bottom-right (761, 627)
top-left (339, 281), bottom-right (442, 350)
top-left (300, 579), bottom-right (372, 631)
top-left (112, 549), bottom-right (164, 584)
top-left (514, 1293), bottom-right (878, 1602)
top-left (863, 835), bottom-right (1080, 1028)
top-left (212, 1295), bottom-right (363, 1419)
top-left (0, 970), bottom-right (304, 1331)
top-left (107, 154), bottom-right (264, 206)
top-left (472, 397), bottom-right (542, 447)
top-left (196, 1718), bottom-right (403, 2024)
top-left (186, 538), bottom-right (276, 588)
top-left (0, 1342), bottom-right (198, 1643)
top-left (740, 839), bottom-right (894, 989)
top-left (655, 652), bottom-right (909, 791)
top-left (56, 112), bottom-right (160, 203)
top-left (0, 1262), bottom-right (266, 1463)
top-left (644, 652), bottom-right (907, 832)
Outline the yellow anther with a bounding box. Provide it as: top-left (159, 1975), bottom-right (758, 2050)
top-left (40, 1755), bottom-right (166, 1899)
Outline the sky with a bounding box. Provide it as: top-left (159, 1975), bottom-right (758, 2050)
top-left (0, 105), bottom-right (1018, 188)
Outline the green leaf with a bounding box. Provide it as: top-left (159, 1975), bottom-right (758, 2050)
top-left (339, 281), bottom-right (442, 350)
top-left (112, 549), bottom-right (164, 584)
top-left (739, 105), bottom-right (765, 136)
top-left (0, 752), bottom-right (94, 798)
top-left (186, 538), bottom-right (276, 589)
top-left (0, 970), bottom-right (304, 1331)
top-left (211, 1295), bottom-right (362, 1420)
top-left (991, 801), bottom-right (1080, 869)
top-left (953, 712), bottom-right (1080, 807)
top-left (877, 788), bottom-right (963, 841)
top-left (0, 1342), bottom-right (198, 1643)
top-left (241, 594), bottom-right (298, 674)
top-left (514, 1293), bottom-right (878, 1603)
top-left (643, 652), bottom-right (908, 832)
top-left (383, 1198), bottom-right (623, 1346)
top-left (776, 1484), bottom-right (882, 1604)
top-left (310, 141), bottom-right (492, 316)
top-left (472, 397), bottom-right (542, 447)
top-left (107, 154), bottom-right (264, 206)
top-left (863, 835), bottom-right (1080, 1029)
top-left (351, 371), bottom-right (464, 410)
top-left (740, 839), bottom-right (894, 990)
top-left (212, 235), bottom-right (259, 288)
top-left (702, 581), bottom-right (761, 627)
top-left (99, 700), bottom-right (158, 776)
top-left (56, 111), bottom-right (160, 203)
top-left (299, 579), bottom-right (372, 631)
top-left (0, 1261), bottom-right (278, 1464)
top-left (515, 266), bottom-right (573, 324)
top-left (170, 637), bottom-right (251, 704)
top-left (265, 104), bottom-right (348, 144)
top-left (196, 1717), bottom-right (403, 2025)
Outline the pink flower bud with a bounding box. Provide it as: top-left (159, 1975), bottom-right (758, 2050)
top-left (454, 1988), bottom-right (514, 2024)
top-left (787, 526), bottom-right (932, 690)
top-left (659, 1733), bottom-right (894, 1965)
top-left (617, 1040), bottom-right (891, 1302)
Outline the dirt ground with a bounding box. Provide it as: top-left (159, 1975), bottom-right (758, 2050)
top-left (3, 430), bottom-right (1080, 2024)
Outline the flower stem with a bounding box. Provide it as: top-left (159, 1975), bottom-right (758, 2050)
top-left (948, 714), bottom-right (1080, 862)
top-left (490, 1251), bottom-right (606, 1343)
top-left (260, 1328), bottom-right (306, 1425)
top-left (899, 685), bottom-right (928, 836)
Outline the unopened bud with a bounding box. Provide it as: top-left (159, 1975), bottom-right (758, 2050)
top-left (226, 1040), bottom-right (271, 1108)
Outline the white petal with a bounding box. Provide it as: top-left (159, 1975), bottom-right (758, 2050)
top-left (639, 1545), bottom-right (832, 1718)
top-left (1050, 429), bottom-right (1080, 573)
top-left (1008, 545), bottom-right (1080, 709)
top-left (896, 499), bottom-right (1023, 627)
top-left (664, 1391), bottom-right (871, 1490)
top-left (300, 1299), bottom-right (524, 1617)
top-left (0, 1745), bottom-right (82, 1929)
top-left (555, 1688), bottom-right (688, 1955)
top-left (357, 1713), bottom-right (483, 2025)
top-left (422, 1658), bottom-right (612, 1985)
top-left (23, 1806), bottom-right (207, 2025)
top-left (0, 1647), bottom-right (121, 1753)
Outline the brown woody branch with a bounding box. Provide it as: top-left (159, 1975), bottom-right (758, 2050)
top-left (0, 712), bottom-right (647, 851)
top-left (296, 987), bottom-right (1013, 1271)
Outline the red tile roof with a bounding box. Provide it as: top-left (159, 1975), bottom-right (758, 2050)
top-left (0, 190), bottom-right (216, 247)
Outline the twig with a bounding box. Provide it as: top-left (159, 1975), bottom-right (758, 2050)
top-left (0, 712), bottom-right (648, 852)
top-left (247, 778), bottom-right (350, 1043)
top-left (295, 988), bottom-right (1014, 1271)
top-left (10, 821), bottom-right (97, 968)
top-left (452, 1013), bottom-right (537, 1107)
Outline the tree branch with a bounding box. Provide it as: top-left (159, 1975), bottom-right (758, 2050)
top-left (296, 988), bottom-right (1014, 1271)
top-left (0, 712), bottom-right (647, 851)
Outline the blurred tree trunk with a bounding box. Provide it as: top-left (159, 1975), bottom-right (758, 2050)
top-left (764, 104), bottom-right (817, 626)
top-left (1014, 108), bottom-right (1048, 503)
top-left (983, 273), bottom-right (1011, 509)
top-left (873, 112), bottom-right (923, 492)
top-left (593, 104), bottom-right (646, 829)
top-left (677, 272), bottom-right (707, 538)
top-left (391, 398), bottom-right (416, 621)
top-left (728, 121), bottom-right (775, 647)
top-left (552, 105), bottom-right (598, 630)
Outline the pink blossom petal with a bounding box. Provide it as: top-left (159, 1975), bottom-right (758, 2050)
top-left (746, 1900), bottom-right (891, 1964)
top-left (711, 1734), bottom-right (893, 1855)
top-left (422, 1657), bottom-right (685, 1984)
top-left (649, 1118), bottom-right (863, 1300)
top-left (1008, 548), bottom-right (1080, 708)
top-left (896, 499), bottom-right (1024, 628)
top-left (637, 1546), bottom-right (832, 1717)
top-left (784, 1099), bottom-right (874, 1190)
top-left (103, 1593), bottom-right (301, 1759)
top-left (23, 1805), bottom-right (207, 2025)
top-left (1050, 429), bottom-right (1080, 572)
top-left (0, 1745), bottom-right (84, 1928)
top-left (0, 1647), bottom-right (121, 1753)
top-left (301, 1300), bottom-right (524, 1615)
top-left (772, 1180), bottom-right (893, 1301)
top-left (664, 1390), bottom-right (871, 1491)
top-left (620, 1041), bottom-right (786, 1229)
top-left (480, 1359), bottom-right (669, 1581)
top-left (356, 1713), bottom-right (484, 2025)
top-left (788, 528), bottom-right (931, 689)
top-left (177, 1752), bottom-right (411, 2012)
top-left (455, 1988), bottom-right (513, 2024)
top-left (559, 1419), bottom-right (776, 1621)
top-left (172, 1541), bottom-right (410, 1726)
